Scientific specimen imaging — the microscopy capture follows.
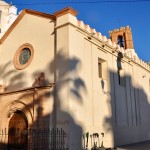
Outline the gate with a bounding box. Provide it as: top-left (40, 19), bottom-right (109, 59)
top-left (0, 128), bottom-right (67, 150)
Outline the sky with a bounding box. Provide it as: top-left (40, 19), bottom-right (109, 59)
top-left (4, 0), bottom-right (150, 61)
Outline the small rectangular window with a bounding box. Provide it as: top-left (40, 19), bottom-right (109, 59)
top-left (98, 58), bottom-right (107, 80)
top-left (98, 61), bottom-right (102, 78)
top-left (0, 11), bottom-right (2, 24)
top-left (118, 67), bottom-right (126, 86)
top-left (149, 79), bottom-right (150, 92)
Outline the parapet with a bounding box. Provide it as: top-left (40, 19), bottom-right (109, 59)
top-left (76, 20), bottom-right (150, 71)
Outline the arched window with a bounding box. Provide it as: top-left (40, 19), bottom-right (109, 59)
top-left (118, 35), bottom-right (124, 48)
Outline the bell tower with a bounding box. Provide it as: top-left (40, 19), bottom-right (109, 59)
top-left (109, 26), bottom-right (134, 49)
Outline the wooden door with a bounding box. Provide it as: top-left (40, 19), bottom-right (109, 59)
top-left (8, 111), bottom-right (28, 150)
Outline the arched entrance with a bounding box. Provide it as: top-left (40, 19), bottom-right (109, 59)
top-left (8, 110), bottom-right (28, 150)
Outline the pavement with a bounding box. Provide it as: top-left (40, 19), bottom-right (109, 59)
top-left (116, 140), bottom-right (150, 150)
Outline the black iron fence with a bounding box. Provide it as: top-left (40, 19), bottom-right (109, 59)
top-left (0, 128), bottom-right (68, 150)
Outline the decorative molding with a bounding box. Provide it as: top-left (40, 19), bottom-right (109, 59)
top-left (0, 83), bottom-right (54, 96)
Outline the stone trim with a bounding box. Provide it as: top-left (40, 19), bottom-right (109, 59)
top-left (0, 84), bottom-right (54, 96)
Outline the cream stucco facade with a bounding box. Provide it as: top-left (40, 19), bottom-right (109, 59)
top-left (0, 6), bottom-right (150, 150)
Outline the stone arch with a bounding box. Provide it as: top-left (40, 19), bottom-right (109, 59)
top-left (0, 100), bottom-right (33, 129)
top-left (8, 110), bottom-right (28, 149)
top-left (118, 35), bottom-right (124, 48)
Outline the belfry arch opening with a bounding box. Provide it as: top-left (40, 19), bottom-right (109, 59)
top-left (8, 110), bottom-right (28, 150)
top-left (118, 35), bottom-right (124, 48)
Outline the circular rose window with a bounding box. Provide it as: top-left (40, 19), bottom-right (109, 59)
top-left (13, 43), bottom-right (34, 70)
top-left (19, 48), bottom-right (31, 65)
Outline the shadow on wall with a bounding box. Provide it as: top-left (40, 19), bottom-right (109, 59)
top-left (0, 49), bottom-right (86, 150)
top-left (48, 50), bottom-right (87, 150)
top-left (104, 52), bottom-right (150, 148)
top-left (0, 61), bottom-right (26, 92)
top-left (1, 49), bottom-right (150, 150)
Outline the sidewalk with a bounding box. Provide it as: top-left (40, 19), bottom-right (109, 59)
top-left (116, 140), bottom-right (150, 150)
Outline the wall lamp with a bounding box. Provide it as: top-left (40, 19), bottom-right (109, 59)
top-left (142, 74), bottom-right (146, 78)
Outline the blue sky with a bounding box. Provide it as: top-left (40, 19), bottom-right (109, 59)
top-left (5, 0), bottom-right (150, 61)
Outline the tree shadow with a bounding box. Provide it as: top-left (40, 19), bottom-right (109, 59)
top-left (0, 61), bottom-right (26, 92)
top-left (1, 47), bottom-right (150, 150)
top-left (0, 49), bottom-right (86, 150)
top-left (48, 50), bottom-right (86, 149)
top-left (104, 53), bottom-right (150, 149)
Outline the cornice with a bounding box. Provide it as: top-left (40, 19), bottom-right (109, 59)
top-left (0, 83), bottom-right (55, 96)
top-left (54, 7), bottom-right (78, 17)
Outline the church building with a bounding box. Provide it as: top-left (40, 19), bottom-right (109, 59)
top-left (0, 1), bottom-right (150, 150)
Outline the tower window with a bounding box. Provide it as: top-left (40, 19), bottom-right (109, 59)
top-left (118, 35), bottom-right (124, 48)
